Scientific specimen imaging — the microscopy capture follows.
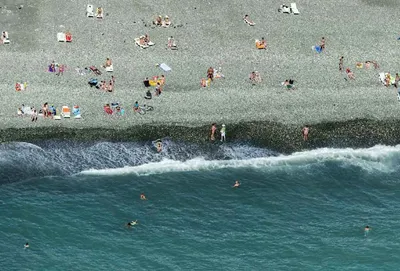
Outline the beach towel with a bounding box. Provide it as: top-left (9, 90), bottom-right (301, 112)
top-left (61, 106), bottom-right (71, 118)
top-left (105, 64), bottom-right (113, 72)
top-left (57, 32), bottom-right (66, 42)
top-left (2, 31), bottom-right (10, 44)
top-left (312, 45), bottom-right (322, 53)
top-left (158, 63), bottom-right (171, 72)
top-left (290, 3), bottom-right (300, 15)
top-left (87, 4), bottom-right (94, 17)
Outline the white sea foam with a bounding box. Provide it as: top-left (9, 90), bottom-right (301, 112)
top-left (80, 145), bottom-right (400, 176)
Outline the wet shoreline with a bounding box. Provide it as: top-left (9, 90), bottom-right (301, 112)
top-left (2, 119), bottom-right (400, 153)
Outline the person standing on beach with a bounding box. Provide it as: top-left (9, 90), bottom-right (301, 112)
top-left (220, 124), bottom-right (226, 142)
top-left (320, 37), bottom-right (326, 52)
top-left (339, 56), bottom-right (344, 72)
top-left (31, 108), bottom-right (37, 122)
top-left (210, 123), bottom-right (217, 141)
top-left (302, 126), bottom-right (309, 141)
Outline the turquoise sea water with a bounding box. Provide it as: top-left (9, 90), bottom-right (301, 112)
top-left (1, 141), bottom-right (400, 270)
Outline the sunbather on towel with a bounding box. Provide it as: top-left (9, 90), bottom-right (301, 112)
top-left (345, 68), bottom-right (355, 80)
top-left (256, 38), bottom-right (267, 49)
top-left (107, 80), bottom-right (114, 92)
top-left (97, 7), bottom-right (103, 17)
top-left (104, 104), bottom-right (113, 115)
top-left (167, 36), bottom-right (177, 49)
top-left (163, 16), bottom-right (171, 26)
top-left (154, 15), bottom-right (162, 26)
top-left (103, 58), bottom-right (112, 68)
top-left (207, 67), bottom-right (214, 81)
top-left (90, 66), bottom-right (102, 75)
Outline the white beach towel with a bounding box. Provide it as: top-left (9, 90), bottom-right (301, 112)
top-left (2, 31), bottom-right (10, 44)
top-left (105, 65), bottom-right (113, 72)
top-left (87, 4), bottom-right (94, 17)
top-left (57, 32), bottom-right (66, 42)
top-left (290, 3), bottom-right (299, 15)
top-left (158, 63), bottom-right (171, 72)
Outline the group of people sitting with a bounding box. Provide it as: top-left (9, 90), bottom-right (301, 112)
top-left (88, 76), bottom-right (115, 92)
top-left (138, 34), bottom-right (152, 46)
top-left (143, 75), bottom-right (165, 96)
top-left (104, 103), bottom-right (125, 116)
top-left (153, 15), bottom-right (171, 27)
top-left (48, 61), bottom-right (65, 75)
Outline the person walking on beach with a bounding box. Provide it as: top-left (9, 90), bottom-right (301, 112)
top-left (302, 126), bottom-right (309, 141)
top-left (210, 123), bottom-right (217, 141)
top-left (320, 37), bottom-right (326, 52)
top-left (220, 124), bottom-right (226, 142)
top-left (339, 56), bottom-right (344, 72)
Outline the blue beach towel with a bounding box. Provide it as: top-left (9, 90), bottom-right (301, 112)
top-left (314, 45), bottom-right (322, 53)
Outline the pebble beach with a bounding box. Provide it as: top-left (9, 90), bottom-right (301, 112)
top-left (1, 0), bottom-right (399, 131)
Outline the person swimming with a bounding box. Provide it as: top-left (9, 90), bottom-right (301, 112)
top-left (140, 193), bottom-right (147, 200)
top-left (364, 225), bottom-right (370, 233)
top-left (24, 242), bottom-right (29, 249)
top-left (127, 220), bottom-right (138, 227)
top-left (233, 180), bottom-right (240, 188)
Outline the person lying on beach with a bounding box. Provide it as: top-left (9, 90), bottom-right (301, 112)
top-left (90, 66), bottom-right (102, 75)
top-left (103, 58), bottom-right (112, 68)
top-left (339, 56), bottom-right (344, 72)
top-left (243, 15), bottom-right (255, 25)
top-left (249, 71), bottom-right (261, 85)
top-left (154, 15), bottom-right (162, 26)
top-left (167, 36), bottom-right (177, 49)
top-left (104, 104), bottom-right (113, 115)
top-left (139, 36), bottom-right (148, 46)
top-left (207, 67), bottom-right (214, 81)
top-left (256, 38), bottom-right (267, 49)
top-left (107, 79), bottom-right (114, 92)
top-left (163, 16), bottom-right (171, 27)
top-left (345, 68), bottom-right (355, 80)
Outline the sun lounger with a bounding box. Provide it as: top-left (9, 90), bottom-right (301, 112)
top-left (73, 106), bottom-right (81, 119)
top-left (105, 64), bottom-right (113, 72)
top-left (96, 7), bottom-right (104, 19)
top-left (57, 32), bottom-right (66, 42)
top-left (278, 5), bottom-right (290, 14)
top-left (54, 111), bottom-right (61, 120)
top-left (134, 37), bottom-right (149, 49)
top-left (290, 3), bottom-right (299, 15)
top-left (87, 4), bottom-right (94, 17)
top-left (2, 31), bottom-right (10, 44)
top-left (61, 106), bottom-right (71, 118)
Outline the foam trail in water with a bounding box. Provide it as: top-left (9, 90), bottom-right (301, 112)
top-left (80, 145), bottom-right (400, 176)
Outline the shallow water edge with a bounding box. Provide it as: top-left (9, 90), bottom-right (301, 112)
top-left (1, 118), bottom-right (400, 153)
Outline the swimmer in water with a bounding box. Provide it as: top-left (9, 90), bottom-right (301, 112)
top-left (364, 225), bottom-right (371, 234)
top-left (127, 220), bottom-right (138, 227)
top-left (140, 193), bottom-right (147, 200)
top-left (24, 242), bottom-right (29, 249)
top-left (233, 180), bottom-right (240, 188)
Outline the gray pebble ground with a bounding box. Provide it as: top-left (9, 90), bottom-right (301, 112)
top-left (0, 0), bottom-right (399, 129)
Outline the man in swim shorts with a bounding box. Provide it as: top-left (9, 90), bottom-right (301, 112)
top-left (140, 193), bottom-right (147, 200)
